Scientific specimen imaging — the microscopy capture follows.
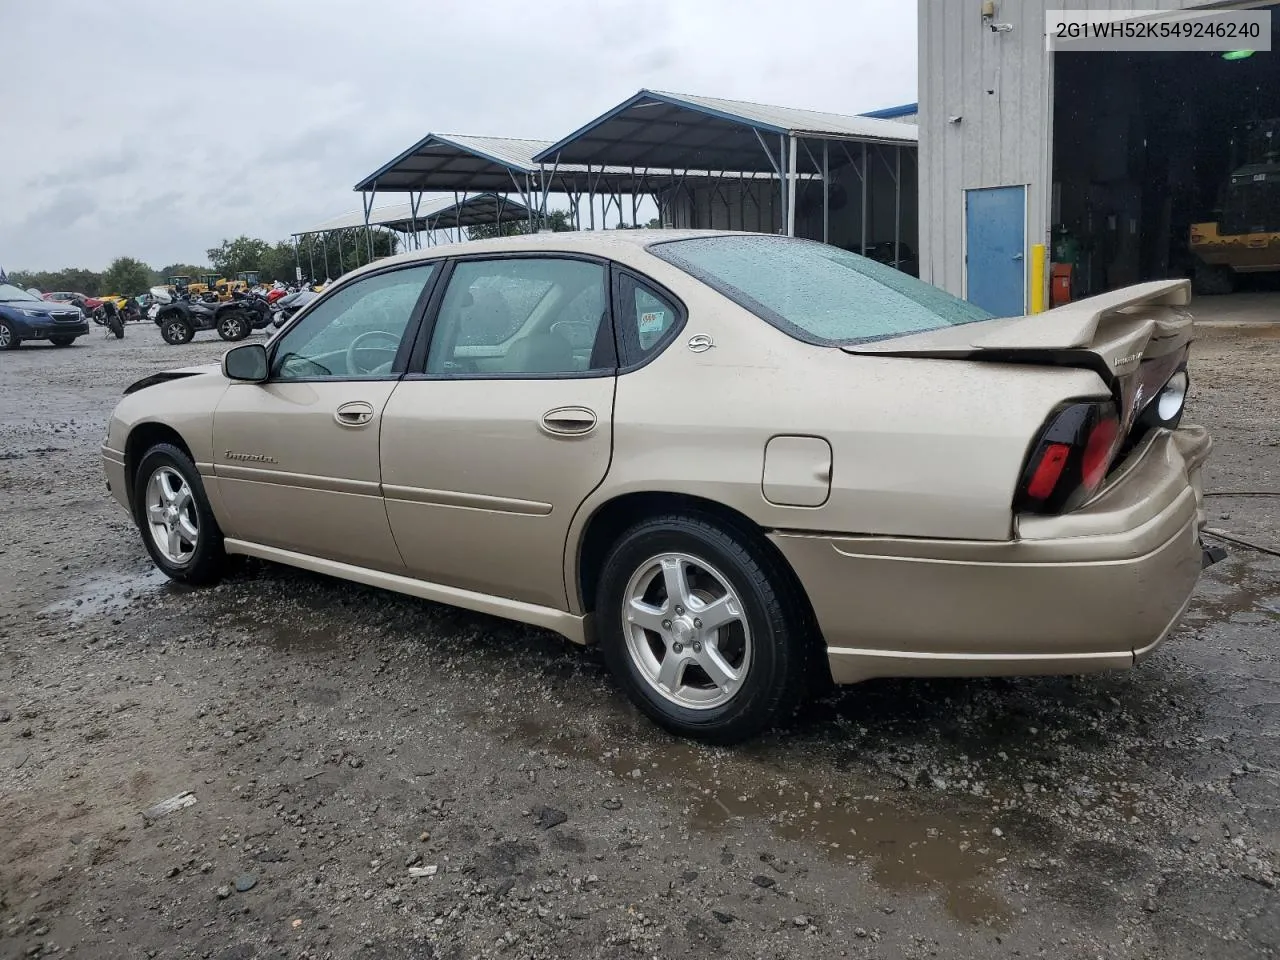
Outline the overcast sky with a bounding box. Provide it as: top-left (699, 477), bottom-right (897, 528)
top-left (2, 0), bottom-right (916, 272)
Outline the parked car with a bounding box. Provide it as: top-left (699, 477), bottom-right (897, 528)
top-left (101, 231), bottom-right (1215, 742)
top-left (43, 291), bottom-right (104, 314)
top-left (0, 283), bottom-right (90, 349)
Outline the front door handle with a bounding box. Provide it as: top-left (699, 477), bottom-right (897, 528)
top-left (335, 400), bottom-right (375, 427)
top-left (539, 405), bottom-right (597, 437)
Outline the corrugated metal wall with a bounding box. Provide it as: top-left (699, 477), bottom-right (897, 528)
top-left (918, 0), bottom-right (1239, 303)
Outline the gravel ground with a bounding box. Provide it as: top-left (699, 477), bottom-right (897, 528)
top-left (1, 317), bottom-right (1278, 960)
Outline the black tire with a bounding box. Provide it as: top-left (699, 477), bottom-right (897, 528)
top-left (109, 317), bottom-right (124, 339)
top-left (1192, 262), bottom-right (1235, 296)
top-left (596, 513), bottom-right (813, 744)
top-left (161, 316), bottom-right (195, 345)
top-left (49, 336), bottom-right (75, 347)
top-left (132, 442), bottom-right (226, 585)
top-left (0, 321), bottom-right (19, 350)
top-left (216, 312), bottom-right (250, 341)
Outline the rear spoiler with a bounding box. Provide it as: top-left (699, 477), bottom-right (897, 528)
top-left (967, 280), bottom-right (1190, 351)
top-left (844, 279), bottom-right (1192, 381)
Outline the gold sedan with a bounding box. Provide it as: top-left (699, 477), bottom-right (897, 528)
top-left (102, 231), bottom-right (1215, 742)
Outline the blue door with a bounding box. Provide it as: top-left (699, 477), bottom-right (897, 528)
top-left (965, 186), bottom-right (1026, 317)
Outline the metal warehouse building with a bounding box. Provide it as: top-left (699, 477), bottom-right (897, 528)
top-left (919, 0), bottom-right (1280, 316)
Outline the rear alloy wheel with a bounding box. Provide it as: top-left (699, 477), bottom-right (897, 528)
top-left (0, 321), bottom-right (18, 350)
top-left (217, 313), bottom-right (250, 341)
top-left (50, 336), bottom-right (75, 347)
top-left (161, 317), bottom-right (195, 345)
top-left (596, 513), bottom-right (812, 743)
top-left (132, 443), bottom-right (225, 584)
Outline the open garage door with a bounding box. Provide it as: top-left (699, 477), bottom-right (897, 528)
top-left (1051, 4), bottom-right (1280, 312)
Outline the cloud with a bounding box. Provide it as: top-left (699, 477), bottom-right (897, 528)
top-left (0, 0), bottom-right (916, 271)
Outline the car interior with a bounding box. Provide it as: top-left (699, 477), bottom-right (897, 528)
top-left (426, 263), bottom-right (608, 376)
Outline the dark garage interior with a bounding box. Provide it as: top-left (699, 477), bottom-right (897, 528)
top-left (1051, 4), bottom-right (1280, 299)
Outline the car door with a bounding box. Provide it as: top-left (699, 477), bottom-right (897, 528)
top-left (379, 255), bottom-right (616, 610)
top-left (211, 261), bottom-right (438, 571)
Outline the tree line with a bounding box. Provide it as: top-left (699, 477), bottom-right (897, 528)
top-left (9, 229), bottom-right (398, 298)
top-left (9, 213), bottom-right (654, 298)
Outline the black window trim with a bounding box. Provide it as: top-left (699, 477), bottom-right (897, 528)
top-left (610, 265), bottom-right (688, 373)
top-left (403, 251), bottom-right (619, 382)
top-left (264, 259), bottom-right (445, 385)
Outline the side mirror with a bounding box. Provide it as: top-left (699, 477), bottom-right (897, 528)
top-left (222, 342), bottom-right (268, 382)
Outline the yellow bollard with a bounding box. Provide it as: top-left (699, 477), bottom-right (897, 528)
top-left (1030, 243), bottom-right (1047, 315)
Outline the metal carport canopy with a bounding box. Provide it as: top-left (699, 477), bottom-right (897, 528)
top-left (350, 132), bottom-right (791, 194)
top-left (296, 193), bottom-right (531, 236)
top-left (531, 89), bottom-right (919, 173)
top-left (353, 135), bottom-right (557, 193)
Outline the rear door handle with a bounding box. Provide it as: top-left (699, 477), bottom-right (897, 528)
top-left (335, 400), bottom-right (375, 427)
top-left (539, 406), bottom-right (597, 437)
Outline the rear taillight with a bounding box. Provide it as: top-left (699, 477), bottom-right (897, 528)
top-left (1081, 416), bottom-right (1119, 490)
top-left (1016, 401), bottom-right (1122, 514)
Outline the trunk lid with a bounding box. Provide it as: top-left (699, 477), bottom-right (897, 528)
top-left (844, 279), bottom-right (1194, 433)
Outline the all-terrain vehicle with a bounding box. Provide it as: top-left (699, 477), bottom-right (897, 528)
top-left (150, 287), bottom-right (262, 345)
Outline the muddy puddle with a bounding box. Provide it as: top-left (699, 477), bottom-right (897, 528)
top-left (39, 567), bottom-right (174, 620)
top-left (485, 714), bottom-right (1010, 926)
top-left (1184, 555), bottom-right (1280, 625)
top-left (210, 604), bottom-right (344, 652)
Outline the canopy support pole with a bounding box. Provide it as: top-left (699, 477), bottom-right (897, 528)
top-left (786, 136), bottom-right (798, 237)
top-left (751, 128), bottom-right (784, 233)
top-left (894, 145), bottom-right (902, 271)
top-left (409, 192), bottom-right (423, 251)
top-left (291, 234), bottom-right (300, 283)
top-left (361, 186), bottom-right (377, 264)
top-left (861, 142), bottom-right (868, 256)
top-left (778, 134), bottom-right (787, 234)
top-left (822, 140), bottom-right (829, 244)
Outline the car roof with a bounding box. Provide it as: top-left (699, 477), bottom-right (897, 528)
top-left (338, 229), bottom-right (756, 283)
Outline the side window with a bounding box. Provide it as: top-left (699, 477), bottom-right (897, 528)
top-left (271, 264), bottom-right (435, 380)
top-left (614, 272), bottom-right (681, 365)
top-left (425, 258), bottom-right (611, 376)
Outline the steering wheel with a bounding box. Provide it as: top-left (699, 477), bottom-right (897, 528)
top-left (346, 330), bottom-right (400, 376)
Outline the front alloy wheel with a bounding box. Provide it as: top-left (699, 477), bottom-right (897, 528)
top-left (623, 553), bottom-right (752, 710)
top-left (145, 466), bottom-right (200, 566)
top-left (132, 443), bottom-right (225, 584)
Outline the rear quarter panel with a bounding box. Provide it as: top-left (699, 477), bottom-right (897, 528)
top-left (567, 247), bottom-right (1108, 611)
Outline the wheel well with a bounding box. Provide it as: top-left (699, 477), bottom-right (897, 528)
top-left (124, 423), bottom-right (193, 505)
top-left (575, 491), bottom-right (815, 621)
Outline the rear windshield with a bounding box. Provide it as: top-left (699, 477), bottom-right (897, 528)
top-left (650, 235), bottom-right (992, 345)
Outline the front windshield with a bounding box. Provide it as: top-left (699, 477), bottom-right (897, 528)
top-left (0, 284), bottom-right (41, 303)
top-left (650, 235), bottom-right (993, 345)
